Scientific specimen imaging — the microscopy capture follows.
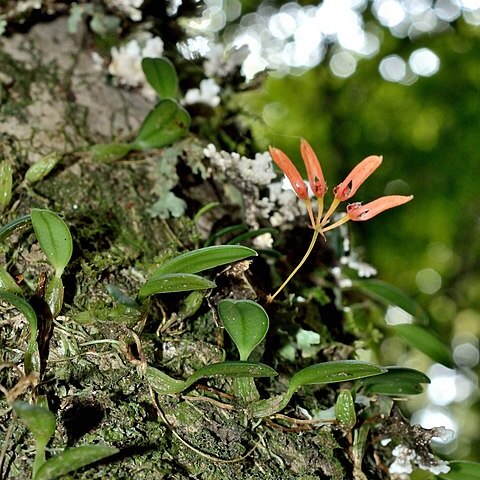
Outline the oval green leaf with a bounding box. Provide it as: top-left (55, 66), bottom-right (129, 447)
top-left (89, 143), bottom-right (132, 162)
top-left (138, 273), bottom-right (215, 299)
top-left (25, 152), bottom-right (60, 184)
top-left (218, 299), bottom-right (269, 361)
top-left (354, 279), bottom-right (430, 325)
top-left (0, 214), bottom-right (32, 243)
top-left (13, 401), bottom-right (56, 446)
top-left (145, 366), bottom-right (186, 394)
top-left (147, 361), bottom-right (277, 395)
top-left (438, 461), bottom-right (480, 480)
top-left (106, 284), bottom-right (141, 311)
top-left (0, 291), bottom-right (38, 373)
top-left (150, 245), bottom-right (257, 278)
top-left (141, 57), bottom-right (178, 99)
top-left (34, 445), bottom-right (119, 480)
top-left (360, 367), bottom-right (430, 395)
top-left (132, 99), bottom-right (190, 150)
top-left (392, 324), bottom-right (454, 368)
top-left (0, 266), bottom-right (23, 293)
top-left (0, 160), bottom-right (13, 211)
top-left (184, 361), bottom-right (277, 390)
top-left (289, 360), bottom-right (387, 397)
top-left (335, 390), bottom-right (356, 429)
top-left (31, 209), bottom-right (73, 277)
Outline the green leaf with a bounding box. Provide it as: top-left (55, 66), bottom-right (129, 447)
top-left (141, 57), bottom-right (178, 99)
top-left (31, 209), bottom-right (73, 277)
top-left (138, 273), bottom-right (215, 299)
top-left (0, 266), bottom-right (22, 293)
top-left (106, 284), bottom-right (141, 311)
top-left (251, 361), bottom-right (386, 418)
top-left (132, 99), bottom-right (190, 150)
top-left (218, 299), bottom-right (269, 361)
top-left (438, 461), bottom-right (480, 480)
top-left (13, 401), bottom-right (56, 447)
top-left (145, 366), bottom-right (186, 394)
top-left (289, 360), bottom-right (387, 395)
top-left (0, 214), bottom-right (32, 243)
top-left (184, 361), bottom-right (277, 390)
top-left (392, 324), bottom-right (454, 368)
top-left (360, 367), bottom-right (430, 395)
top-left (147, 362), bottom-right (277, 395)
top-left (34, 445), bottom-right (119, 480)
top-left (354, 279), bottom-right (429, 325)
top-left (0, 291), bottom-right (38, 373)
top-left (89, 143), bottom-right (132, 162)
top-left (0, 160), bottom-right (13, 211)
top-left (150, 245), bottom-right (257, 278)
top-left (25, 152), bottom-right (61, 184)
top-left (335, 390), bottom-right (356, 429)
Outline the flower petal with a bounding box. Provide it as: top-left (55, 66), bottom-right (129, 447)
top-left (333, 155), bottom-right (383, 201)
top-left (301, 138), bottom-right (326, 198)
top-left (269, 146), bottom-right (309, 200)
top-left (347, 195), bottom-right (413, 221)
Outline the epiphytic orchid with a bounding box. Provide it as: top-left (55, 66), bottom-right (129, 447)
top-left (268, 139), bottom-right (413, 302)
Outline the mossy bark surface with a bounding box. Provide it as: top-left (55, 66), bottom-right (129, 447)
top-left (0, 15), bottom-right (432, 480)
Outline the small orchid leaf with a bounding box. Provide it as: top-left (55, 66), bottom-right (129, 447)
top-left (13, 401), bottom-right (56, 448)
top-left (142, 57), bottom-right (178, 99)
top-left (25, 152), bottom-right (61, 184)
top-left (150, 245), bottom-right (257, 278)
top-left (0, 291), bottom-right (38, 373)
top-left (354, 279), bottom-right (429, 325)
top-left (0, 214), bottom-right (31, 243)
top-left (359, 367), bottom-right (430, 395)
top-left (392, 324), bottom-right (454, 368)
top-left (132, 99), bottom-right (190, 151)
top-left (31, 209), bottom-right (73, 278)
top-left (147, 362), bottom-right (277, 395)
top-left (0, 266), bottom-right (22, 294)
top-left (138, 273), bottom-right (215, 300)
top-left (249, 394), bottom-right (289, 418)
top-left (34, 445), bottom-right (119, 480)
top-left (438, 461), bottom-right (480, 480)
top-left (0, 160), bottom-right (13, 211)
top-left (288, 361), bottom-right (386, 400)
top-left (145, 366), bottom-right (186, 394)
top-left (89, 143), bottom-right (132, 162)
top-left (335, 390), bottom-right (356, 429)
top-left (218, 299), bottom-right (269, 361)
top-left (106, 284), bottom-right (141, 312)
top-left (184, 361), bottom-right (277, 390)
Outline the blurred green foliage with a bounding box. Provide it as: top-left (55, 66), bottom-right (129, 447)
top-left (238, 10), bottom-right (480, 460)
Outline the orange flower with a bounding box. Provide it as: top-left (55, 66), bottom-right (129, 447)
top-left (346, 195), bottom-right (414, 221)
top-left (269, 146), bottom-right (309, 200)
top-left (267, 139), bottom-right (413, 303)
top-left (301, 138), bottom-right (326, 198)
top-left (333, 155), bottom-right (383, 201)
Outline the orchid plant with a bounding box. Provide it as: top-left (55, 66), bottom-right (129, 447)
top-left (267, 139), bottom-right (413, 302)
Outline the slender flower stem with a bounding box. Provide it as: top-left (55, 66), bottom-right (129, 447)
top-left (321, 197), bottom-right (341, 226)
top-left (304, 198), bottom-right (316, 228)
top-left (268, 229), bottom-right (320, 303)
top-left (316, 197), bottom-right (324, 225)
top-left (322, 214), bottom-right (350, 232)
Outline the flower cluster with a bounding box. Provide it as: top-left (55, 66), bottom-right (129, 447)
top-left (269, 138), bottom-right (413, 234)
top-left (267, 139), bottom-right (413, 301)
